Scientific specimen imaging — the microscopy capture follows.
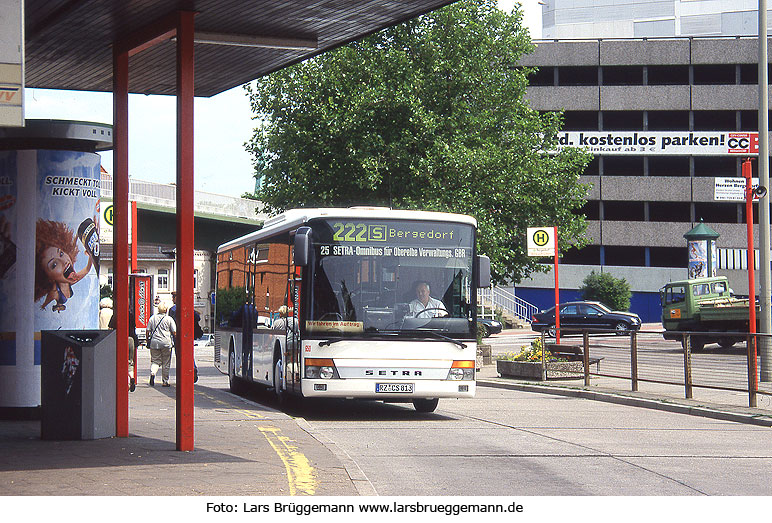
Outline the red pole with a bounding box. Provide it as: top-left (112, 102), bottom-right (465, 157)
top-left (743, 158), bottom-right (758, 391)
top-left (113, 48), bottom-right (130, 438)
top-left (554, 226), bottom-right (560, 345)
top-left (131, 200), bottom-right (137, 384)
top-left (175, 10), bottom-right (196, 452)
top-left (131, 201), bottom-right (137, 273)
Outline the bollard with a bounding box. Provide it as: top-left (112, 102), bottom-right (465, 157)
top-left (746, 334), bottom-right (758, 408)
top-left (630, 330), bottom-right (638, 392)
top-left (582, 330), bottom-right (590, 386)
top-left (683, 333), bottom-right (693, 399)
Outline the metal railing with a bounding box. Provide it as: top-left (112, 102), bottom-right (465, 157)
top-left (535, 328), bottom-right (772, 410)
top-left (100, 176), bottom-right (268, 221)
top-left (478, 287), bottom-right (539, 323)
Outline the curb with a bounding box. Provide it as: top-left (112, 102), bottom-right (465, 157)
top-left (477, 378), bottom-right (772, 428)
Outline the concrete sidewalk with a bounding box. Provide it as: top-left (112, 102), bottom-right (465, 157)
top-left (0, 348), bottom-right (359, 496)
top-left (2, 343), bottom-right (771, 497)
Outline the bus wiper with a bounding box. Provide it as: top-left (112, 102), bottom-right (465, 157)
top-left (318, 337), bottom-right (345, 347)
top-left (403, 329), bottom-right (467, 349)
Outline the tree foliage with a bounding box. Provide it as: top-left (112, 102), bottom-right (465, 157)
top-left (579, 271), bottom-right (632, 312)
top-left (245, 0), bottom-right (591, 283)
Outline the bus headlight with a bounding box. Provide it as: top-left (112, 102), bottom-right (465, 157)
top-left (305, 358), bottom-right (338, 379)
top-left (447, 360), bottom-right (475, 380)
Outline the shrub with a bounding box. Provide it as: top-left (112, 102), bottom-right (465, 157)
top-left (579, 271), bottom-right (631, 311)
top-left (497, 338), bottom-right (566, 362)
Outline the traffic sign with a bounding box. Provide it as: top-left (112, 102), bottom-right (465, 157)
top-left (527, 227), bottom-right (555, 257)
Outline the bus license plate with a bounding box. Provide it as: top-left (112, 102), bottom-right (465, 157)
top-left (376, 383), bottom-right (414, 393)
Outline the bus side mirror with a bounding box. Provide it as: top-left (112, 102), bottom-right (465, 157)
top-left (476, 255), bottom-right (491, 288)
top-left (294, 227), bottom-right (312, 267)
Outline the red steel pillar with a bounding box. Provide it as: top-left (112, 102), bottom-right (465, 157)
top-left (175, 10), bottom-right (196, 452)
top-left (113, 48), bottom-right (130, 438)
top-left (743, 158), bottom-right (758, 392)
top-left (131, 200), bottom-right (138, 273)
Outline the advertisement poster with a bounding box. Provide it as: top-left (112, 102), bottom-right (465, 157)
top-left (34, 150), bottom-right (100, 331)
top-left (0, 151), bottom-right (17, 365)
top-left (710, 239), bottom-right (717, 277)
top-left (554, 131), bottom-right (759, 156)
top-left (688, 240), bottom-right (708, 279)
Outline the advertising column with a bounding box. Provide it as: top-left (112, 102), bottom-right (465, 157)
top-left (0, 120), bottom-right (111, 412)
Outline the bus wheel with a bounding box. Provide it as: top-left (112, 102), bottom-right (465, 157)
top-left (413, 398), bottom-right (439, 413)
top-left (273, 357), bottom-right (285, 406)
top-left (228, 347), bottom-right (240, 393)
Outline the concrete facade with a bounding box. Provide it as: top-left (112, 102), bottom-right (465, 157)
top-left (515, 36), bottom-right (771, 320)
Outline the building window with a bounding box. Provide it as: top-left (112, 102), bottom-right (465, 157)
top-left (647, 65), bottom-right (689, 86)
top-left (693, 64), bottom-right (735, 85)
top-left (557, 66), bottom-right (598, 86)
top-left (157, 269), bottom-right (169, 290)
top-left (602, 66), bottom-right (642, 86)
top-left (107, 269), bottom-right (113, 289)
top-left (193, 269), bottom-right (199, 290)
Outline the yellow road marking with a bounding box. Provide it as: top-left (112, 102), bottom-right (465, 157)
top-left (196, 390), bottom-right (316, 494)
top-left (259, 426), bottom-right (317, 496)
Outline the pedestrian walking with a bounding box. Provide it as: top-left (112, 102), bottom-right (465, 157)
top-left (146, 301), bottom-right (176, 387)
top-left (98, 297), bottom-right (113, 329)
top-left (169, 291), bottom-right (202, 383)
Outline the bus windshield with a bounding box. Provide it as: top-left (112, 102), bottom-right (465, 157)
top-left (306, 218), bottom-right (475, 339)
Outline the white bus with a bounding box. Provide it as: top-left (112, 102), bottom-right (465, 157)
top-left (213, 207), bottom-right (490, 412)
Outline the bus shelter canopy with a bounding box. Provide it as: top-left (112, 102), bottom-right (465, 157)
top-left (25, 0), bottom-right (455, 97)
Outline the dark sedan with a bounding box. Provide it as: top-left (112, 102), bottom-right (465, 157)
top-left (531, 301), bottom-right (641, 336)
top-left (478, 318), bottom-right (503, 338)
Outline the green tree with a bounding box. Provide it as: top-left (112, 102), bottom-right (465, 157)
top-left (579, 271), bottom-right (632, 312)
top-left (245, 0), bottom-right (591, 283)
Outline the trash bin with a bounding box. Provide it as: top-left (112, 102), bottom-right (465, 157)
top-left (40, 330), bottom-right (116, 440)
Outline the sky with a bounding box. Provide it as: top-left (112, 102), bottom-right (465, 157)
top-left (23, 1), bottom-right (543, 198)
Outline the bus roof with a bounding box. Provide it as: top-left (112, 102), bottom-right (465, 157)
top-left (217, 207), bottom-right (478, 253)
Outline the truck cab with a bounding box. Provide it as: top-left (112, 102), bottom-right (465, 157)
top-left (660, 276), bottom-right (731, 335)
top-left (660, 276), bottom-right (754, 350)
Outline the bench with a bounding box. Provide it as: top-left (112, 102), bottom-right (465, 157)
top-left (545, 343), bottom-right (604, 372)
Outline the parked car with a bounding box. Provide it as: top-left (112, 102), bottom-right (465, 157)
top-left (194, 333), bottom-right (214, 348)
top-left (531, 301), bottom-right (641, 336)
top-left (478, 318), bottom-right (503, 338)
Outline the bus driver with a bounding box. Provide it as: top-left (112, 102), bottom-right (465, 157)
top-left (409, 281), bottom-right (447, 318)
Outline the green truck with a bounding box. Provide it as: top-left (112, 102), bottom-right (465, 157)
top-left (660, 276), bottom-right (758, 351)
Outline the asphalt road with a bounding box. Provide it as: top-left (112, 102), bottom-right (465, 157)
top-left (278, 384), bottom-right (772, 496)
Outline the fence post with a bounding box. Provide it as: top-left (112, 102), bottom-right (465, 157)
top-left (683, 333), bottom-right (693, 399)
top-left (630, 330), bottom-right (638, 392)
top-left (747, 334), bottom-right (758, 408)
top-left (583, 330), bottom-right (590, 386)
